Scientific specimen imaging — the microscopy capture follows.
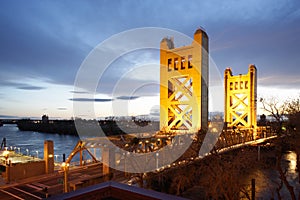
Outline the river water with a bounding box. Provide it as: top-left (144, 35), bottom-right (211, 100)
top-left (0, 124), bottom-right (80, 162)
top-left (243, 151), bottom-right (300, 199)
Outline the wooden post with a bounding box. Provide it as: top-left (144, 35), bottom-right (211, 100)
top-left (258, 145), bottom-right (260, 161)
top-left (251, 178), bottom-right (255, 200)
top-left (80, 150), bottom-right (83, 166)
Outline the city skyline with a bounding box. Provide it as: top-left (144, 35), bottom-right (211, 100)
top-left (0, 1), bottom-right (300, 119)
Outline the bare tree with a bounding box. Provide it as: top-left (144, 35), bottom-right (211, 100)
top-left (285, 96), bottom-right (300, 185)
top-left (260, 97), bottom-right (286, 134)
top-left (260, 96), bottom-right (300, 198)
top-left (285, 96), bottom-right (300, 132)
top-left (195, 148), bottom-right (259, 200)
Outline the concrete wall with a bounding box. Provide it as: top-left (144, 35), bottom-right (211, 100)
top-left (6, 161), bottom-right (45, 182)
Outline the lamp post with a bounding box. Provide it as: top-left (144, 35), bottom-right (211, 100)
top-left (126, 152), bottom-right (130, 177)
top-left (122, 152), bottom-right (126, 176)
top-left (156, 152), bottom-right (159, 169)
top-left (61, 162), bottom-right (69, 193)
top-left (3, 150), bottom-right (9, 165)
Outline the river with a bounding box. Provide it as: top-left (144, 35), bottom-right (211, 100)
top-left (243, 151), bottom-right (300, 199)
top-left (0, 124), bottom-right (80, 162)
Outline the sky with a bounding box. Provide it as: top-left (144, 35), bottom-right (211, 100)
top-left (0, 0), bottom-right (300, 119)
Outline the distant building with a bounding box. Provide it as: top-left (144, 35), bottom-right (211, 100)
top-left (42, 114), bottom-right (49, 123)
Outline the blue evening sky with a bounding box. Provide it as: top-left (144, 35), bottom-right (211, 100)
top-left (0, 0), bottom-right (299, 119)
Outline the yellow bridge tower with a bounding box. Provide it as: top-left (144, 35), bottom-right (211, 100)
top-left (224, 65), bottom-right (257, 131)
top-left (160, 29), bottom-right (209, 133)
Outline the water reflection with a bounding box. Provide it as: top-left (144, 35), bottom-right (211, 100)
top-left (244, 151), bottom-right (300, 199)
top-left (0, 124), bottom-right (80, 162)
top-left (284, 151), bottom-right (297, 180)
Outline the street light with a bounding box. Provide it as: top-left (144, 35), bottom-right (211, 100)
top-left (36, 151), bottom-right (39, 159)
top-left (156, 152), bottom-right (159, 169)
top-left (54, 155), bottom-right (59, 162)
top-left (3, 150), bottom-right (9, 165)
top-left (61, 162), bottom-right (69, 193)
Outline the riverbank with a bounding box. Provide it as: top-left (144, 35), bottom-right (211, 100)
top-left (17, 119), bottom-right (159, 136)
top-left (0, 124), bottom-right (79, 162)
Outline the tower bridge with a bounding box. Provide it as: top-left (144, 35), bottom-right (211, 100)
top-left (64, 28), bottom-right (266, 177)
top-left (224, 65), bottom-right (257, 132)
top-left (160, 29), bottom-right (208, 133)
top-left (0, 29), bottom-right (277, 198)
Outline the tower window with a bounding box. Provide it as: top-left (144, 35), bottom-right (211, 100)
top-left (230, 82), bottom-right (233, 90)
top-left (168, 58), bottom-right (172, 71)
top-left (188, 55), bottom-right (192, 68)
top-left (174, 58), bottom-right (179, 70)
top-left (245, 81), bottom-right (249, 89)
top-left (181, 57), bottom-right (185, 69)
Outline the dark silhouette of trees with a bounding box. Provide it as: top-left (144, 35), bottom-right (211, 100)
top-left (260, 97), bottom-right (286, 134)
top-left (286, 96), bottom-right (300, 132)
top-left (260, 96), bottom-right (300, 199)
top-left (146, 147), bottom-right (259, 199)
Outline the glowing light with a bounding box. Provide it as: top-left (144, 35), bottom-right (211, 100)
top-left (286, 151), bottom-right (297, 171)
top-left (3, 150), bottom-right (9, 158)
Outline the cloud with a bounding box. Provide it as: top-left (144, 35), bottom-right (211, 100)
top-left (70, 91), bottom-right (89, 94)
top-left (69, 96), bottom-right (142, 102)
top-left (1, 0), bottom-right (300, 120)
top-left (0, 1), bottom-right (299, 93)
top-left (258, 75), bottom-right (300, 88)
top-left (149, 105), bottom-right (160, 116)
top-left (0, 2), bottom-right (90, 86)
top-left (57, 107), bottom-right (67, 110)
top-left (0, 115), bottom-right (20, 119)
top-left (0, 78), bottom-right (46, 90)
top-left (69, 98), bottom-right (113, 102)
top-left (116, 96), bottom-right (140, 100)
top-left (17, 86), bottom-right (45, 90)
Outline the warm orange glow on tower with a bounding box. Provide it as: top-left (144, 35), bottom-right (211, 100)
top-left (224, 65), bottom-right (257, 130)
top-left (160, 29), bottom-right (209, 133)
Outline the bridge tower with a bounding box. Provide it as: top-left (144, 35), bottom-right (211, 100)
top-left (160, 29), bottom-right (209, 133)
top-left (224, 65), bottom-right (257, 132)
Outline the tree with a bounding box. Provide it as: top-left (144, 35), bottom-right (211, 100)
top-left (285, 96), bottom-right (300, 132)
top-left (261, 96), bottom-right (300, 198)
top-left (169, 166), bottom-right (192, 195)
top-left (197, 148), bottom-right (256, 200)
top-left (260, 97), bottom-right (286, 134)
